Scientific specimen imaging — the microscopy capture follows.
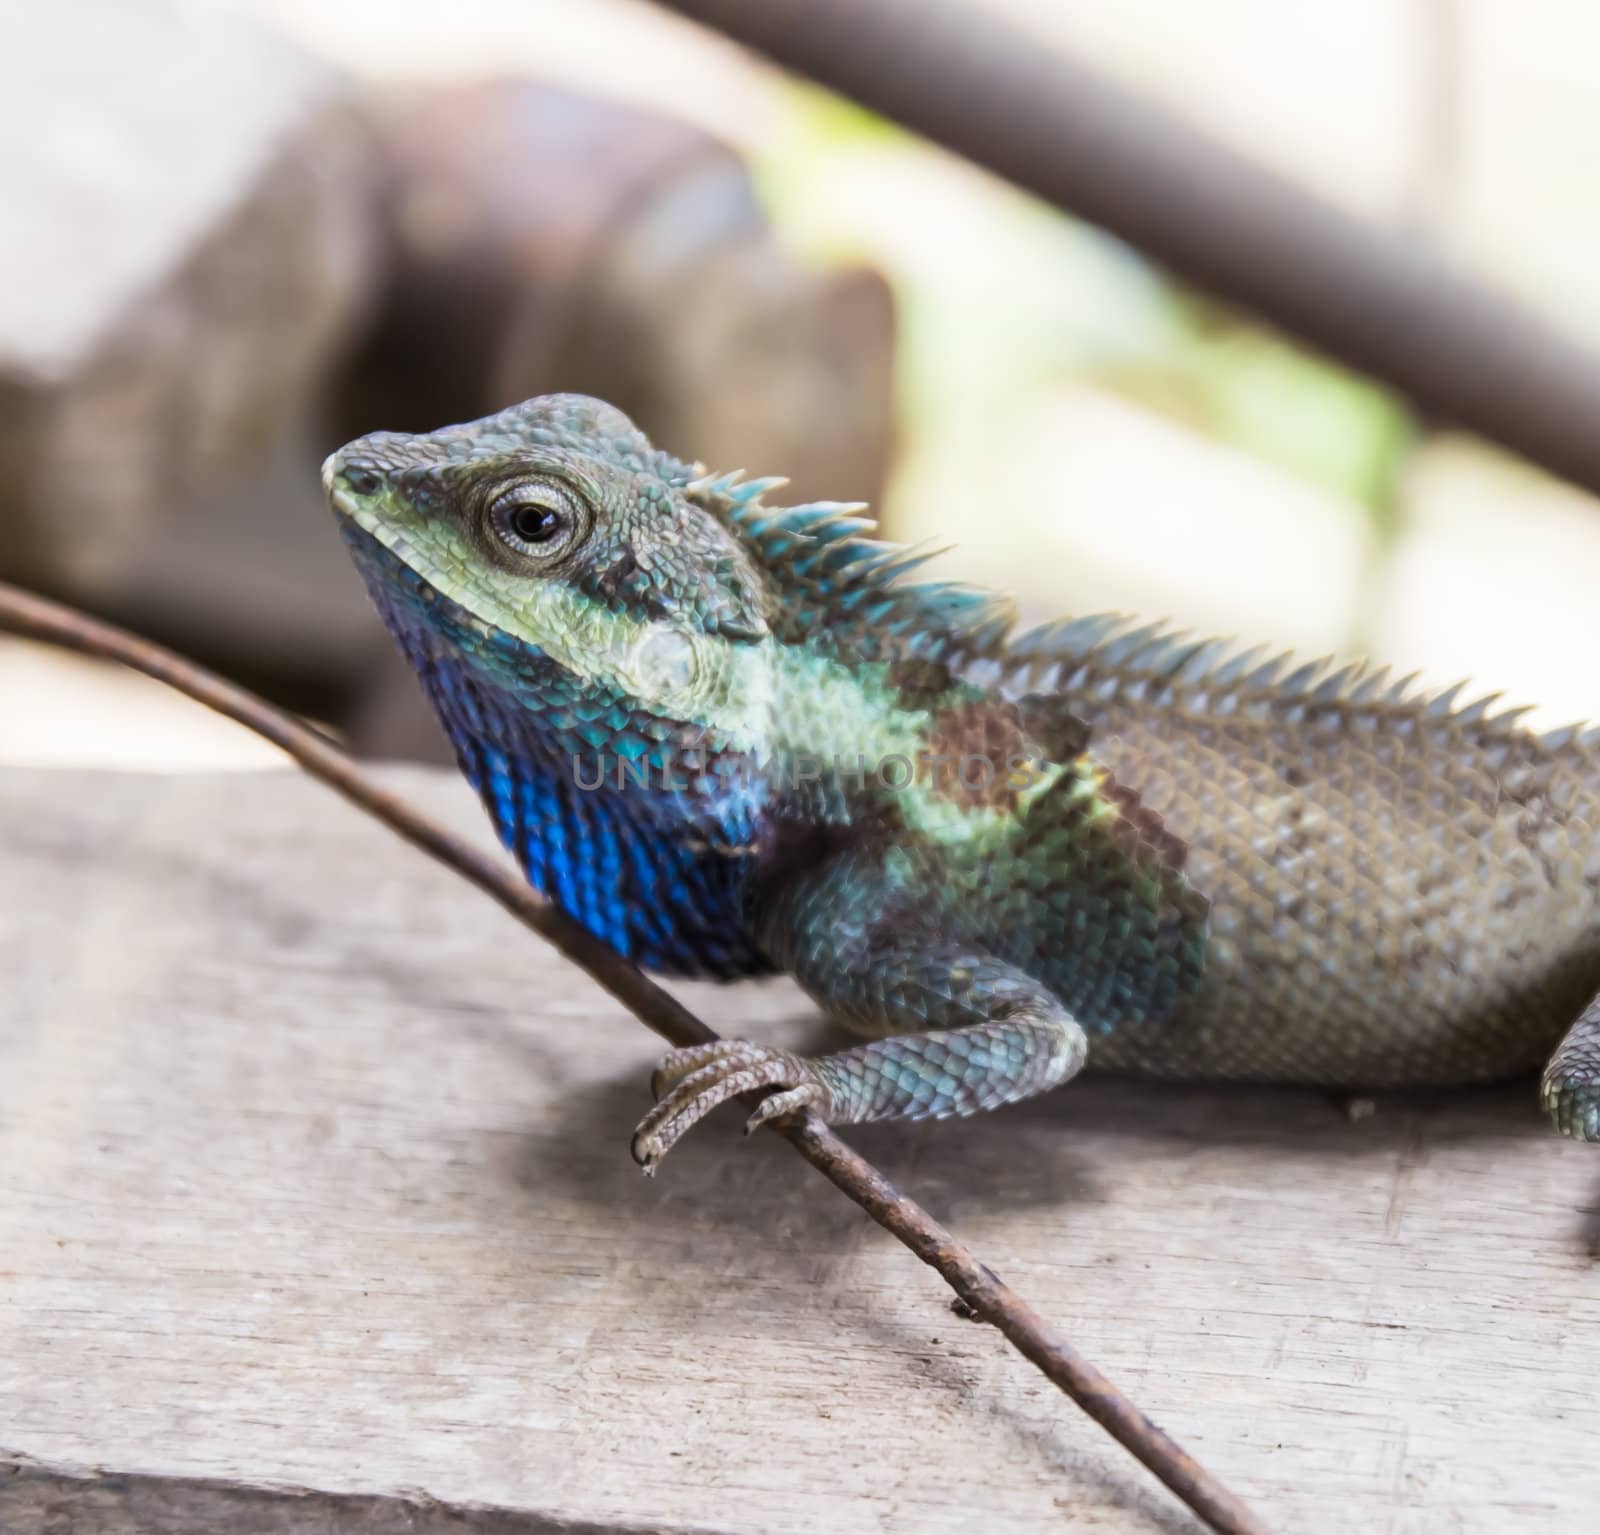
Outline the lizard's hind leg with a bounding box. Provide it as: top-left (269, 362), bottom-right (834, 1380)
top-left (1541, 999), bottom-right (1600, 1141)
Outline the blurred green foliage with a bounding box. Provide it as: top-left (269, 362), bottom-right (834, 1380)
top-left (1094, 302), bottom-right (1416, 523)
top-left (757, 84), bottom-right (1416, 535)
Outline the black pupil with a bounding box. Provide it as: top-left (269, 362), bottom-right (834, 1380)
top-left (509, 502), bottom-right (562, 544)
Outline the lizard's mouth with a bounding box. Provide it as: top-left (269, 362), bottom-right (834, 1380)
top-left (321, 453), bottom-right (371, 524)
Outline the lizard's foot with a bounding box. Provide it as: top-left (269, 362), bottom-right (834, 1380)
top-left (1543, 1002), bottom-right (1600, 1142)
top-left (631, 1006), bottom-right (1088, 1172)
top-left (632, 1042), bottom-right (830, 1172)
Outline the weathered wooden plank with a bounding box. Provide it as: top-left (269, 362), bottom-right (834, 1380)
top-left (1, 765), bottom-right (1596, 1533)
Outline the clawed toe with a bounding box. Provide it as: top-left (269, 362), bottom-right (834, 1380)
top-left (649, 1042), bottom-right (729, 1099)
top-left (631, 1041), bottom-right (822, 1173)
top-left (744, 1084), bottom-right (825, 1134)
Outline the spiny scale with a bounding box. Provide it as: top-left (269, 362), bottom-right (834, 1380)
top-left (693, 464), bottom-right (1597, 750)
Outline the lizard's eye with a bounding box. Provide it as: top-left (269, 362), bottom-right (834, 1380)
top-left (505, 501), bottom-right (562, 545)
top-left (486, 482), bottom-right (589, 565)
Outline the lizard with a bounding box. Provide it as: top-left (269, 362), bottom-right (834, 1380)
top-left (323, 391), bottom-right (1600, 1170)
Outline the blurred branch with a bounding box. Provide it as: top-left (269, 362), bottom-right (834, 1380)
top-left (648, 0), bottom-right (1600, 499)
top-left (0, 579), bottom-right (1272, 1535)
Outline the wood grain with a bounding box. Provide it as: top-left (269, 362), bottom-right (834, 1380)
top-left (2, 766), bottom-right (1596, 1533)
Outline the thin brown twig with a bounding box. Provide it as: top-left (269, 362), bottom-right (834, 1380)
top-left (0, 578), bottom-right (1273, 1535)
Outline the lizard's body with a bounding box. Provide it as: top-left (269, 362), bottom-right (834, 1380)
top-left (325, 393), bottom-right (1600, 1164)
top-left (1051, 652), bottom-right (1600, 1087)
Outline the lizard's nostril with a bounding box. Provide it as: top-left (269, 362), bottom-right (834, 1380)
top-left (340, 464), bottom-right (383, 496)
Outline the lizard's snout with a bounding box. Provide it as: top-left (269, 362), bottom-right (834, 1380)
top-left (322, 441), bottom-right (394, 507)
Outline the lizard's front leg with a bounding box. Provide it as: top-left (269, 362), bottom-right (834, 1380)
top-left (1542, 997), bottom-right (1600, 1141)
top-left (631, 935), bottom-right (1088, 1170)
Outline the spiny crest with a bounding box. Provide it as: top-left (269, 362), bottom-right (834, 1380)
top-left (684, 466), bottom-right (1595, 751)
top-left (685, 469), bottom-right (1017, 657)
top-left (1002, 611), bottom-right (1597, 749)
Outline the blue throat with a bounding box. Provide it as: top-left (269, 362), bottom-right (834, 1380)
top-left (345, 525), bottom-right (774, 979)
top-left (443, 683), bottom-right (771, 978)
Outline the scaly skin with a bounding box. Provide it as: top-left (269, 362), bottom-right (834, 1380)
top-left (323, 393), bottom-right (1600, 1167)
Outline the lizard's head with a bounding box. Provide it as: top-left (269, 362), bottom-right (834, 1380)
top-left (324, 393), bottom-right (1032, 976)
top-left (323, 393), bottom-right (778, 769)
top-left (325, 391), bottom-right (1022, 786)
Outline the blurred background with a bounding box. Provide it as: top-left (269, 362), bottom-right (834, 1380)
top-left (7, 0), bottom-right (1600, 768)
